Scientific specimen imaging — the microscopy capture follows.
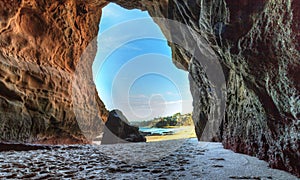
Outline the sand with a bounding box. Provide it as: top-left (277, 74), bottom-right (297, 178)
top-left (145, 126), bottom-right (197, 142)
top-left (0, 138), bottom-right (297, 179)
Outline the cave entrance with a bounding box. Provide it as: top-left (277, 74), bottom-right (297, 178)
top-left (92, 3), bottom-right (196, 142)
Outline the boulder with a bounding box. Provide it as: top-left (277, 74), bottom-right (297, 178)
top-left (101, 110), bottom-right (146, 144)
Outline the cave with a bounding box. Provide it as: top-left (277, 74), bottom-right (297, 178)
top-left (93, 3), bottom-right (196, 143)
top-left (0, 0), bottom-right (299, 178)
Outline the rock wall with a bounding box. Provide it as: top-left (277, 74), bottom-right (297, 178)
top-left (0, 0), bottom-right (299, 177)
top-left (110, 0), bottom-right (300, 176)
top-left (0, 0), bottom-right (108, 144)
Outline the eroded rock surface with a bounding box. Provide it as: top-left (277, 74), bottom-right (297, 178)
top-left (0, 0), bottom-right (108, 144)
top-left (0, 0), bottom-right (299, 177)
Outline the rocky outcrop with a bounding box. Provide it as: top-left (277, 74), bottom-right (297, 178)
top-left (101, 110), bottom-right (146, 144)
top-left (0, 0), bottom-right (108, 144)
top-left (0, 0), bottom-right (299, 177)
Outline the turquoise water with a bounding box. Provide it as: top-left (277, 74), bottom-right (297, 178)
top-left (139, 127), bottom-right (178, 135)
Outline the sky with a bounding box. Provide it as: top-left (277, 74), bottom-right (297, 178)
top-left (93, 3), bottom-right (193, 122)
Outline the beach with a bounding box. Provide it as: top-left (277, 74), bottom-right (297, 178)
top-left (143, 126), bottom-right (197, 142)
top-left (0, 138), bottom-right (297, 179)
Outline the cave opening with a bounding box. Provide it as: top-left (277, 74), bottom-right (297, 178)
top-left (92, 3), bottom-right (196, 141)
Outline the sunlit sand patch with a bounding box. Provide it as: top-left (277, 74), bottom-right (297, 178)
top-left (145, 126), bottom-right (196, 142)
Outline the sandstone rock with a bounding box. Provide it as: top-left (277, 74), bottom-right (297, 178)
top-left (0, 0), bottom-right (299, 177)
top-left (101, 110), bottom-right (146, 144)
top-left (0, 0), bottom-right (108, 144)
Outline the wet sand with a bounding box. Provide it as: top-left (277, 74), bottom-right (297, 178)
top-left (0, 138), bottom-right (297, 179)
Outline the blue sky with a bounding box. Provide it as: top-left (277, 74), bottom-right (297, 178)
top-left (93, 3), bottom-right (193, 121)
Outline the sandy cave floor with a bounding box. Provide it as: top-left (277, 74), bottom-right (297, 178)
top-left (0, 138), bottom-right (298, 179)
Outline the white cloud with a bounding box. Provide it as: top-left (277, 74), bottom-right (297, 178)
top-left (123, 44), bottom-right (143, 51)
top-left (129, 94), bottom-right (148, 99)
top-left (101, 4), bottom-right (123, 19)
top-left (166, 91), bottom-right (179, 96)
top-left (163, 100), bottom-right (183, 105)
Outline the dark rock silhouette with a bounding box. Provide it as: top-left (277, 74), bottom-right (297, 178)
top-left (101, 110), bottom-right (146, 144)
top-left (0, 143), bottom-right (51, 152)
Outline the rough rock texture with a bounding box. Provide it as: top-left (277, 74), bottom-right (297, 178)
top-left (0, 0), bottom-right (299, 177)
top-left (101, 110), bottom-right (146, 144)
top-left (110, 0), bottom-right (300, 176)
top-left (0, 0), bottom-right (109, 144)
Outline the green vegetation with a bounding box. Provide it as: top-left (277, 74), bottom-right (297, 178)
top-left (132, 113), bottom-right (193, 128)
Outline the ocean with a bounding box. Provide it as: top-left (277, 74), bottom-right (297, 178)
top-left (139, 127), bottom-right (179, 135)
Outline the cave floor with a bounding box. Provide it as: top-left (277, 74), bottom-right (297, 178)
top-left (0, 138), bottom-right (297, 179)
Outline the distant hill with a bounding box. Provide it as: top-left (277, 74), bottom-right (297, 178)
top-left (131, 113), bottom-right (193, 128)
